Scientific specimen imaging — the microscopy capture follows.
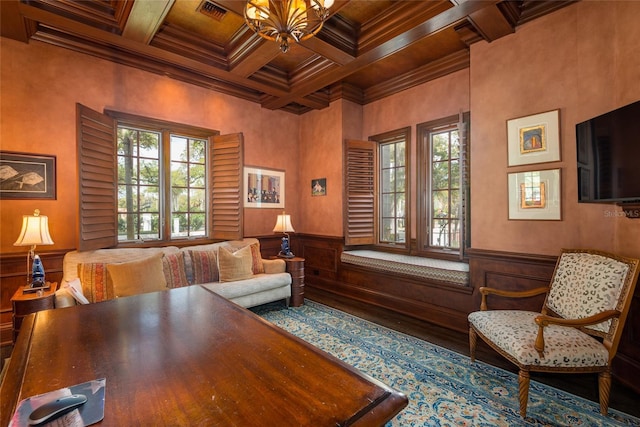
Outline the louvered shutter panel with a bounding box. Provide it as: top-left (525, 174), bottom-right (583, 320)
top-left (344, 139), bottom-right (376, 246)
top-left (77, 103), bottom-right (117, 251)
top-left (211, 133), bottom-right (243, 240)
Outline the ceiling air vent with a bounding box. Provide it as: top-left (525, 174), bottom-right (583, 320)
top-left (198, 1), bottom-right (227, 21)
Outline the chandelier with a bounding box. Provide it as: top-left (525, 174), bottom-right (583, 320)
top-left (244, 0), bottom-right (335, 53)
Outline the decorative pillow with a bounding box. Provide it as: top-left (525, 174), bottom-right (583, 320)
top-left (218, 245), bottom-right (254, 282)
top-left (162, 252), bottom-right (190, 288)
top-left (249, 243), bottom-right (265, 274)
top-left (189, 250), bottom-right (219, 284)
top-left (77, 262), bottom-right (114, 303)
top-left (107, 253), bottom-right (168, 298)
top-left (183, 249), bottom-right (195, 284)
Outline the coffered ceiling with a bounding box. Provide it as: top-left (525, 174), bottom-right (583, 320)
top-left (1, 0), bottom-right (576, 114)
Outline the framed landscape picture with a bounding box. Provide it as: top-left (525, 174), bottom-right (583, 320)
top-left (507, 109), bottom-right (560, 166)
top-left (244, 166), bottom-right (285, 208)
top-left (0, 151), bottom-right (56, 199)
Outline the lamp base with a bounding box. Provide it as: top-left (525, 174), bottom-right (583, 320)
top-left (30, 279), bottom-right (45, 288)
top-left (277, 251), bottom-right (295, 259)
top-left (23, 283), bottom-right (51, 294)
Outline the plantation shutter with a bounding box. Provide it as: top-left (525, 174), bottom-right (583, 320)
top-left (211, 133), bottom-right (244, 240)
top-left (76, 103), bottom-right (117, 251)
top-left (344, 139), bottom-right (377, 246)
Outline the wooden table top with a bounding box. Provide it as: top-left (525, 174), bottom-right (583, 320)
top-left (1, 286), bottom-right (407, 426)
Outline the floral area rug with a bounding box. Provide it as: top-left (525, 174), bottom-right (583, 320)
top-left (252, 301), bottom-right (640, 427)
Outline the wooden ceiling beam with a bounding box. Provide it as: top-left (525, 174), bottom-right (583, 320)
top-left (262, 0), bottom-right (501, 110)
top-left (122, 0), bottom-right (174, 45)
top-left (467, 3), bottom-right (514, 42)
top-left (229, 40), bottom-right (282, 78)
top-left (357, 1), bottom-right (452, 53)
top-left (1, 0), bottom-right (34, 42)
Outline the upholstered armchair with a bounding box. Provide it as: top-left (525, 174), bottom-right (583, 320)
top-left (468, 249), bottom-right (639, 418)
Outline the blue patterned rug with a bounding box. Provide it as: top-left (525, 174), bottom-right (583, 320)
top-left (252, 301), bottom-right (640, 427)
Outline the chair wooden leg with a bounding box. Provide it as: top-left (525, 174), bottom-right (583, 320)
top-left (469, 327), bottom-right (477, 363)
top-left (598, 370), bottom-right (611, 415)
top-left (518, 369), bottom-right (530, 418)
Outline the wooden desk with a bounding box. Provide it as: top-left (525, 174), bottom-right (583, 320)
top-left (1, 286), bottom-right (407, 426)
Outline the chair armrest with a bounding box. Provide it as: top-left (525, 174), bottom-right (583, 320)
top-left (533, 310), bottom-right (621, 356)
top-left (534, 310), bottom-right (620, 328)
top-left (262, 258), bottom-right (286, 274)
top-left (479, 286), bottom-right (548, 310)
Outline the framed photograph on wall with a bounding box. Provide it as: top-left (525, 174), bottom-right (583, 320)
top-left (0, 151), bottom-right (56, 199)
top-left (244, 166), bottom-right (285, 208)
top-left (311, 178), bottom-right (326, 196)
top-left (508, 168), bottom-right (561, 220)
top-left (507, 109), bottom-right (560, 166)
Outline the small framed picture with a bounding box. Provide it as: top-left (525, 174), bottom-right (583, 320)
top-left (508, 168), bottom-right (561, 220)
top-left (507, 109), bottom-right (560, 166)
top-left (0, 151), bottom-right (56, 199)
top-left (311, 178), bottom-right (326, 196)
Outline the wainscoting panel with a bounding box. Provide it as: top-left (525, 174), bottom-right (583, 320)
top-left (614, 290), bottom-right (640, 392)
top-left (468, 248), bottom-right (557, 311)
top-left (0, 251), bottom-right (65, 347)
top-left (300, 236), bottom-right (339, 282)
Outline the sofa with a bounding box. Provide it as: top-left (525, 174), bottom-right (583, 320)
top-left (56, 238), bottom-right (292, 309)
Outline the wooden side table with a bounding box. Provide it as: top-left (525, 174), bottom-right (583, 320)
top-left (11, 282), bottom-right (58, 343)
top-left (282, 257), bottom-right (305, 307)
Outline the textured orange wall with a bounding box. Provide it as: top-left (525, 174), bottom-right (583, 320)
top-left (0, 38), bottom-right (300, 254)
top-left (362, 70), bottom-right (471, 240)
top-left (470, 1), bottom-right (640, 258)
top-left (298, 101), bottom-right (344, 236)
top-left (296, 99), bottom-right (364, 237)
top-left (2, 1), bottom-right (638, 259)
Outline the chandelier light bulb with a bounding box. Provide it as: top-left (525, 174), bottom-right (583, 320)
top-left (244, 0), bottom-right (333, 53)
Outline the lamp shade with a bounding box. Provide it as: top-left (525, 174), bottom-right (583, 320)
top-left (273, 213), bottom-right (295, 233)
top-left (13, 209), bottom-right (54, 247)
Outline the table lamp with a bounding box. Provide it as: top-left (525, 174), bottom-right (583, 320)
top-left (273, 211), bottom-right (295, 258)
top-left (13, 209), bottom-right (54, 287)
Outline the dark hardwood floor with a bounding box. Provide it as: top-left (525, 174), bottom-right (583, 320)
top-left (306, 289), bottom-right (640, 419)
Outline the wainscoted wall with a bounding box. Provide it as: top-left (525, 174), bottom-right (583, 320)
top-left (1, 235), bottom-right (638, 393)
top-left (295, 234), bottom-right (640, 393)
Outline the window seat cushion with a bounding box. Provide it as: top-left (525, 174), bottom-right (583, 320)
top-left (340, 250), bottom-right (469, 286)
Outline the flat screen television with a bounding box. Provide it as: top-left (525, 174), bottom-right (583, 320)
top-left (576, 99), bottom-right (640, 203)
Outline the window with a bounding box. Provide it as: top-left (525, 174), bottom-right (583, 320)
top-left (374, 129), bottom-right (410, 247)
top-left (343, 129), bottom-right (410, 248)
top-left (344, 119), bottom-right (468, 259)
top-left (77, 104), bottom-right (243, 251)
top-left (116, 127), bottom-right (208, 241)
top-left (417, 113), bottom-right (470, 259)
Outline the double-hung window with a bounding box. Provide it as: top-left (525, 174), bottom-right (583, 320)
top-left (375, 129), bottom-right (410, 248)
top-left (417, 113), bottom-right (470, 259)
